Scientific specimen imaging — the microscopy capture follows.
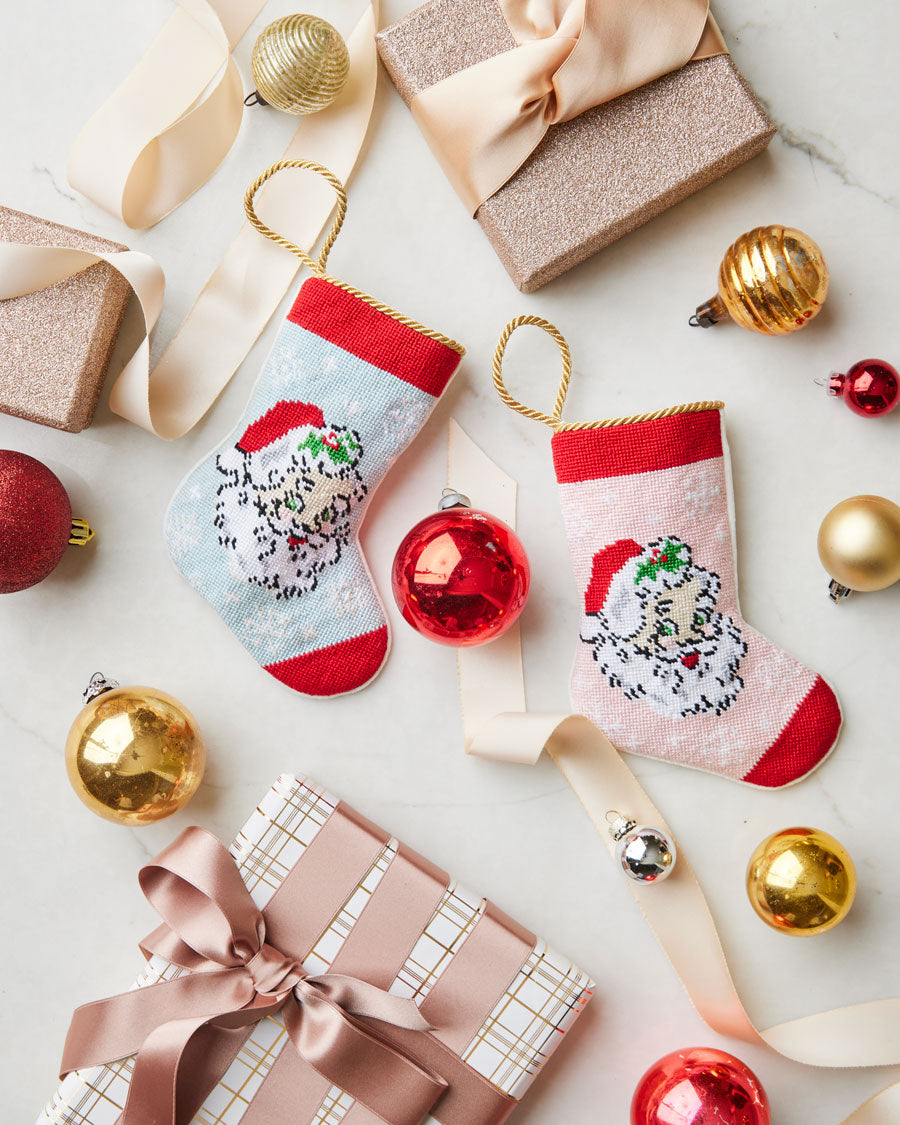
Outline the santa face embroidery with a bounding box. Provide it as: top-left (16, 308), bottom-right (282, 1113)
top-left (214, 400), bottom-right (367, 599)
top-left (581, 536), bottom-right (746, 719)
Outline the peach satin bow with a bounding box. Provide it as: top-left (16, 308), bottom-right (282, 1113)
top-left (60, 827), bottom-right (446, 1125)
top-left (411, 0), bottom-right (725, 213)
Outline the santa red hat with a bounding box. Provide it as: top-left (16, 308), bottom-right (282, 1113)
top-left (584, 539), bottom-right (642, 615)
top-left (237, 400), bottom-right (325, 454)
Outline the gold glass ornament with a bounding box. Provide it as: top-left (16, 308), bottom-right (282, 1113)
top-left (690, 226), bottom-right (829, 334)
top-left (246, 14), bottom-right (349, 116)
top-left (65, 674), bottom-right (205, 825)
top-left (818, 494), bottom-right (900, 603)
top-left (746, 827), bottom-right (856, 936)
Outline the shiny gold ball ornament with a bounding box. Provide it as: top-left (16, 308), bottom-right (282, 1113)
top-left (65, 674), bottom-right (206, 825)
top-left (247, 14), bottom-right (349, 116)
top-left (690, 226), bottom-right (829, 334)
top-left (817, 494), bottom-right (900, 603)
top-left (746, 827), bottom-right (856, 936)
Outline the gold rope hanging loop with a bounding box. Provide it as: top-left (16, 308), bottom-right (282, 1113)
top-left (243, 160), bottom-right (465, 355)
top-left (492, 315), bottom-right (724, 430)
top-left (492, 315), bottom-right (573, 429)
top-left (244, 159), bottom-right (347, 276)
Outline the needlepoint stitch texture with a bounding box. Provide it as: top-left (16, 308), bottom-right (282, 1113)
top-left (166, 278), bottom-right (462, 698)
top-left (552, 408), bottom-right (841, 787)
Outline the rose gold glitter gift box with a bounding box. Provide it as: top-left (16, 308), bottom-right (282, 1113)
top-left (377, 0), bottom-right (776, 292)
top-left (0, 207), bottom-right (132, 432)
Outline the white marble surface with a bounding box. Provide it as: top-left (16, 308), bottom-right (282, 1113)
top-left (2, 1), bottom-right (900, 1121)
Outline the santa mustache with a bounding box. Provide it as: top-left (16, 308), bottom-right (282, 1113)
top-left (582, 611), bottom-right (747, 719)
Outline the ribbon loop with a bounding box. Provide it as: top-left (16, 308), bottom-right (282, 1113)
top-left (139, 826), bottom-right (266, 969)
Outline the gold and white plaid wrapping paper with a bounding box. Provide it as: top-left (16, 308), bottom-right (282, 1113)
top-left (40, 775), bottom-right (594, 1125)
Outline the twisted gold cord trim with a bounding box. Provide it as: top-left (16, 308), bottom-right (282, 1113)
top-left (492, 314), bottom-right (723, 430)
top-left (244, 160), bottom-right (465, 356)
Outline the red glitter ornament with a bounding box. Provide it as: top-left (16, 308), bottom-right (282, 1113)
top-left (828, 359), bottom-right (899, 417)
top-left (0, 450), bottom-right (93, 593)
top-left (631, 1048), bottom-right (770, 1125)
top-left (391, 491), bottom-right (530, 646)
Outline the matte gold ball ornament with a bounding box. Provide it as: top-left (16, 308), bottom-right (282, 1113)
top-left (690, 225), bottom-right (829, 334)
top-left (746, 827), bottom-right (856, 936)
top-left (817, 495), bottom-right (900, 602)
top-left (246, 14), bottom-right (350, 116)
top-left (65, 674), bottom-right (206, 825)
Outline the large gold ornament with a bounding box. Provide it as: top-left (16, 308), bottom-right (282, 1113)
top-left (247, 14), bottom-right (349, 116)
top-left (817, 494), bottom-right (900, 602)
top-left (691, 226), bottom-right (829, 334)
top-left (65, 674), bottom-right (206, 825)
top-left (746, 827), bottom-right (856, 936)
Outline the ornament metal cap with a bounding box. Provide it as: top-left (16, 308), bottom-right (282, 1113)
top-left (606, 810), bottom-right (637, 841)
top-left (82, 672), bottom-right (120, 706)
top-left (688, 296), bottom-right (726, 328)
top-left (439, 488), bottom-right (471, 511)
top-left (827, 579), bottom-right (852, 603)
top-left (68, 518), bottom-right (94, 546)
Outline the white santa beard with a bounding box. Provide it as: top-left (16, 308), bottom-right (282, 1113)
top-left (215, 443), bottom-right (362, 599)
top-left (581, 612), bottom-right (747, 720)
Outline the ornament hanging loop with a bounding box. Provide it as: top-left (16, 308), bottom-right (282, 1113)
top-left (244, 159), bottom-right (348, 277)
top-left (492, 315), bottom-right (573, 431)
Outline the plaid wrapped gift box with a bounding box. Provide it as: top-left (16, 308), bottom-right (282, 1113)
top-left (41, 775), bottom-right (593, 1124)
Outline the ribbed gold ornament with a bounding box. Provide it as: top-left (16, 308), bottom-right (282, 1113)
top-left (248, 14), bottom-right (349, 116)
top-left (691, 226), bottom-right (829, 334)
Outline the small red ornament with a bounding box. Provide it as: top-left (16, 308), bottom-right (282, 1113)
top-left (631, 1048), bottom-right (770, 1125)
top-left (828, 359), bottom-right (899, 417)
top-left (391, 490), bottom-right (530, 646)
top-left (0, 450), bottom-right (94, 593)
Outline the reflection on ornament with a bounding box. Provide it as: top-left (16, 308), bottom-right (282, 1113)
top-left (746, 827), bottom-right (856, 936)
top-left (65, 674), bottom-right (205, 825)
top-left (0, 449), bottom-right (94, 593)
top-left (391, 489), bottom-right (530, 646)
top-left (817, 494), bottom-right (900, 602)
top-left (690, 226), bottom-right (828, 335)
top-left (631, 1047), bottom-right (770, 1125)
top-left (246, 14), bottom-right (349, 116)
top-left (607, 811), bottom-right (676, 885)
top-left (826, 359), bottom-right (899, 417)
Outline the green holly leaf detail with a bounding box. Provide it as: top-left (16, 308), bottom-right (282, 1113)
top-left (634, 539), bottom-right (688, 585)
top-left (298, 431), bottom-right (352, 465)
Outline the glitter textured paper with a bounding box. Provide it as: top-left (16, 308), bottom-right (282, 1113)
top-left (0, 207), bottom-right (132, 432)
top-left (377, 0), bottom-right (776, 292)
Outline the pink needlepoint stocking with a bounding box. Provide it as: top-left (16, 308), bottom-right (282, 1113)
top-left (493, 317), bottom-right (842, 788)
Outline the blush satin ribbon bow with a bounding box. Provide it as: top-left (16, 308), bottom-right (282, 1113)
top-left (410, 0), bottom-right (726, 213)
top-left (60, 826), bottom-right (447, 1125)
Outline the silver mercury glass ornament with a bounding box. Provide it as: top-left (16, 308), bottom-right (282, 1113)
top-left (606, 811), bottom-right (677, 885)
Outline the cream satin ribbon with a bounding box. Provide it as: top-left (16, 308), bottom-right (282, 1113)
top-left (68, 0), bottom-right (266, 229)
top-left (411, 0), bottom-right (725, 214)
top-left (1, 3), bottom-right (378, 437)
top-left (448, 420), bottom-right (900, 1124)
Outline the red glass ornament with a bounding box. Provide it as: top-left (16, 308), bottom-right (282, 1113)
top-left (0, 450), bottom-right (79, 593)
top-left (631, 1048), bottom-right (771, 1125)
top-left (828, 359), bottom-right (899, 417)
top-left (391, 494), bottom-right (530, 646)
